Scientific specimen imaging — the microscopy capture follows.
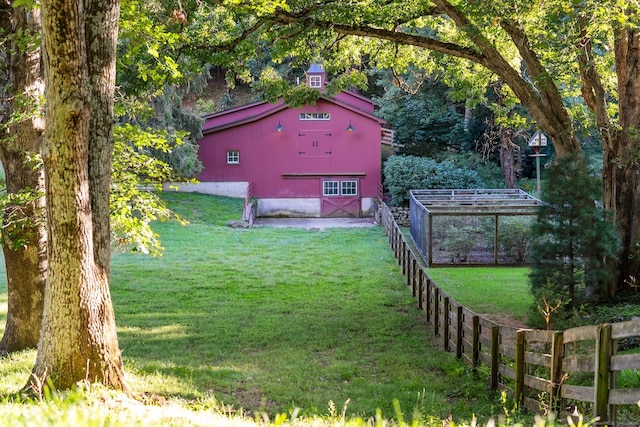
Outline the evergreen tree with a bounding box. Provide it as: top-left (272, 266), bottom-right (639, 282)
top-left (529, 155), bottom-right (620, 321)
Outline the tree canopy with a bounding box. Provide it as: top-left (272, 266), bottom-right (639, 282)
top-left (188, 0), bottom-right (639, 294)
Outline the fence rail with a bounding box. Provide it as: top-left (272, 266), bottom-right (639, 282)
top-left (380, 203), bottom-right (640, 425)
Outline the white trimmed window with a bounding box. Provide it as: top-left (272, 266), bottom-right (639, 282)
top-left (226, 150), bottom-right (240, 164)
top-left (323, 180), bottom-right (358, 196)
top-left (323, 181), bottom-right (339, 196)
top-left (341, 180), bottom-right (358, 195)
top-left (309, 75), bottom-right (322, 88)
top-left (299, 112), bottom-right (330, 121)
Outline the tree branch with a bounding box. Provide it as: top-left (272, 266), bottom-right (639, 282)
top-left (271, 8), bottom-right (485, 64)
top-left (576, 20), bottom-right (614, 150)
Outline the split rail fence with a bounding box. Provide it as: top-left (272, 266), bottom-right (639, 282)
top-left (380, 203), bottom-right (640, 426)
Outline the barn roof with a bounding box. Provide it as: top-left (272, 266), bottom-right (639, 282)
top-left (201, 94), bottom-right (386, 135)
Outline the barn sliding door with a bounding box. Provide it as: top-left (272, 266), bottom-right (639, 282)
top-left (321, 179), bottom-right (361, 218)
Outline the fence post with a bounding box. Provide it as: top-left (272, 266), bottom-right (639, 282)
top-left (403, 241), bottom-right (408, 274)
top-left (417, 270), bottom-right (424, 310)
top-left (550, 331), bottom-right (564, 414)
top-left (411, 258), bottom-right (417, 297)
top-left (491, 325), bottom-right (500, 390)
top-left (456, 306), bottom-right (464, 359)
top-left (472, 315), bottom-right (480, 367)
top-left (390, 224), bottom-right (395, 252)
top-left (425, 278), bottom-right (432, 323)
top-left (433, 287), bottom-right (440, 337)
top-left (443, 297), bottom-right (450, 351)
top-left (595, 324), bottom-right (612, 423)
top-left (515, 330), bottom-right (526, 408)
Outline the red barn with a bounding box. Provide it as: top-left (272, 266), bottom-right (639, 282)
top-left (183, 64), bottom-right (393, 218)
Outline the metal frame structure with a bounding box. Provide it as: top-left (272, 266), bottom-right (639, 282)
top-left (409, 189), bottom-right (543, 266)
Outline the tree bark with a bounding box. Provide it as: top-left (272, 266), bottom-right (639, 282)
top-left (29, 0), bottom-right (125, 391)
top-left (498, 128), bottom-right (517, 189)
top-left (85, 0), bottom-right (119, 274)
top-left (609, 26), bottom-right (640, 291)
top-left (0, 4), bottom-right (47, 354)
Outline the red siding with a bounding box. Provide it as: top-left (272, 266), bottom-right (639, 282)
top-left (197, 96), bottom-right (383, 201)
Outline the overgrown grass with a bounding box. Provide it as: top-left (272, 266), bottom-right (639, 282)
top-left (0, 193), bottom-right (515, 425)
top-left (425, 267), bottom-right (531, 326)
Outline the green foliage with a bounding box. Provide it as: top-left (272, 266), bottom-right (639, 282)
top-left (442, 223), bottom-right (477, 262)
top-left (528, 155), bottom-right (620, 317)
top-left (499, 217), bottom-right (534, 263)
top-left (383, 155), bottom-right (485, 205)
top-left (111, 125), bottom-right (189, 255)
top-left (439, 152), bottom-right (505, 189)
top-left (253, 65), bottom-right (368, 106)
top-left (372, 70), bottom-right (472, 157)
top-left (0, 187), bottom-right (43, 250)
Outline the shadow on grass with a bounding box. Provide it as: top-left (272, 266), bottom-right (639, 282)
top-left (112, 223), bottom-right (494, 421)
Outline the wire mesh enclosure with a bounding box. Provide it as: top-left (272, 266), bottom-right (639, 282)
top-left (409, 189), bottom-right (543, 266)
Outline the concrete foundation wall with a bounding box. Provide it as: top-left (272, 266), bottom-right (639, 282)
top-left (167, 182), bottom-right (377, 218)
top-left (165, 181), bottom-right (248, 198)
top-left (257, 198), bottom-right (320, 218)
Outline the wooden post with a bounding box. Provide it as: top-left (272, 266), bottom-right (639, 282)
top-left (550, 331), bottom-right (564, 414)
top-left (425, 278), bottom-right (432, 323)
top-left (391, 225), bottom-right (395, 254)
top-left (411, 258), bottom-right (417, 296)
top-left (443, 297), bottom-right (450, 351)
top-left (595, 324), bottom-right (612, 423)
top-left (417, 270), bottom-right (424, 310)
top-left (433, 287), bottom-right (440, 337)
top-left (515, 330), bottom-right (526, 408)
top-left (491, 325), bottom-right (500, 390)
top-left (394, 227), bottom-right (399, 261)
top-left (456, 306), bottom-right (464, 359)
top-left (472, 315), bottom-right (480, 367)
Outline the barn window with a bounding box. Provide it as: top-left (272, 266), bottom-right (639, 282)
top-left (299, 112), bottom-right (330, 120)
top-left (309, 75), bottom-right (322, 88)
top-left (341, 180), bottom-right (358, 195)
top-left (323, 180), bottom-right (358, 196)
top-left (323, 181), bottom-right (339, 196)
top-left (226, 150), bottom-right (240, 164)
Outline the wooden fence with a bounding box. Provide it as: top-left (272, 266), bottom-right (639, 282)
top-left (380, 203), bottom-right (640, 426)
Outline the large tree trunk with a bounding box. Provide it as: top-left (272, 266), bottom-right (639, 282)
top-left (29, 0), bottom-right (125, 391)
top-left (85, 0), bottom-right (119, 274)
top-left (608, 26), bottom-right (640, 292)
top-left (0, 5), bottom-right (47, 354)
top-left (498, 128), bottom-right (517, 189)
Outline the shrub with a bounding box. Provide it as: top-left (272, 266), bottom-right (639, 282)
top-left (442, 224), bottom-right (477, 262)
top-left (499, 217), bottom-right (533, 262)
top-left (383, 155), bottom-right (485, 206)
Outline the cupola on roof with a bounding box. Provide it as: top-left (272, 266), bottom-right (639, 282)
top-left (305, 63), bottom-right (326, 89)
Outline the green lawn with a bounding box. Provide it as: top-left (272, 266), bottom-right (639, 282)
top-left (426, 267), bottom-right (531, 326)
top-left (0, 193), bottom-right (507, 424)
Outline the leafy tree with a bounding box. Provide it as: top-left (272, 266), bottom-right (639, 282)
top-left (0, 0), bottom-right (200, 358)
top-left (207, 0), bottom-right (639, 295)
top-left (0, 1), bottom-right (47, 355)
top-left (371, 69), bottom-right (471, 157)
top-left (529, 155), bottom-right (620, 318)
top-left (383, 155), bottom-right (485, 205)
top-left (28, 0), bottom-right (126, 391)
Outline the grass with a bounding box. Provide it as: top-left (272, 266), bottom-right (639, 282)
top-left (425, 267), bottom-right (531, 326)
top-left (0, 192), bottom-right (512, 425)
